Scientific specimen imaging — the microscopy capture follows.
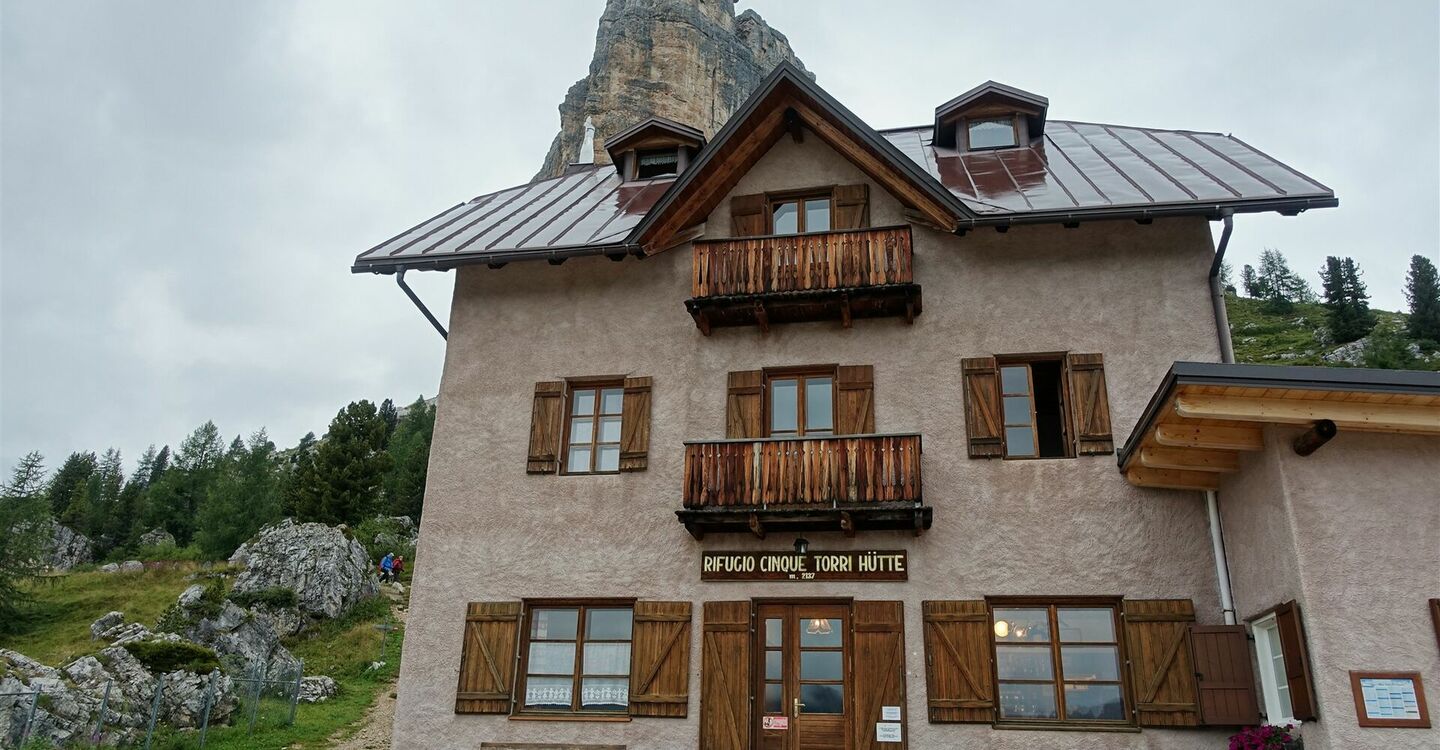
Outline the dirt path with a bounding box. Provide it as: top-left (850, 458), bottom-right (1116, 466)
top-left (326, 597), bottom-right (407, 750)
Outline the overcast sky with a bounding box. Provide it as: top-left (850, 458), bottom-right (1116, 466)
top-left (2, 0), bottom-right (1437, 475)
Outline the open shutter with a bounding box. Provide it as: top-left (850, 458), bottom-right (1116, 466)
top-left (700, 601), bottom-right (751, 750)
top-left (854, 601), bottom-right (907, 749)
top-left (960, 357), bottom-right (1004, 458)
top-left (454, 601), bottom-right (520, 714)
top-left (629, 601), bottom-right (691, 717)
top-left (1190, 625), bottom-right (1261, 726)
top-left (526, 381), bottom-right (565, 474)
top-left (832, 184), bottom-right (870, 230)
top-left (1123, 598), bottom-right (1201, 727)
top-left (730, 193), bottom-right (767, 237)
top-left (1273, 600), bottom-right (1317, 721)
top-left (836, 365), bottom-right (877, 435)
top-left (620, 376), bottom-right (653, 472)
top-left (1067, 353), bottom-right (1114, 455)
top-left (725, 370), bottom-right (764, 439)
top-left (921, 600), bottom-right (994, 723)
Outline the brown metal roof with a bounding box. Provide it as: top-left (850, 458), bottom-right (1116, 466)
top-left (354, 77), bottom-right (1335, 274)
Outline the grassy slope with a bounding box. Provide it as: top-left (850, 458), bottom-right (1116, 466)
top-left (1, 565), bottom-right (403, 749)
top-left (1226, 295), bottom-right (1439, 370)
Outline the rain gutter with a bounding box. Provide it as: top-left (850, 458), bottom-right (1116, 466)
top-left (1206, 213), bottom-right (1237, 625)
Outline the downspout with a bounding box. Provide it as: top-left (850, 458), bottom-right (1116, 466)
top-left (396, 268), bottom-right (448, 340)
top-left (1206, 212), bottom-right (1238, 624)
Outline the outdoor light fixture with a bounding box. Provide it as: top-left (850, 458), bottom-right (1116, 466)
top-left (993, 619), bottom-right (1010, 638)
top-left (793, 537), bottom-right (809, 554)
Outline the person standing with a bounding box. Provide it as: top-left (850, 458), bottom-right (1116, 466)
top-left (379, 552), bottom-right (394, 583)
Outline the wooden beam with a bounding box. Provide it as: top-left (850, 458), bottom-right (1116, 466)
top-left (1139, 445), bottom-right (1240, 473)
top-left (1154, 423), bottom-right (1265, 452)
top-left (754, 301), bottom-right (769, 334)
top-left (1174, 395), bottom-right (1440, 434)
top-left (1125, 466), bottom-right (1220, 491)
top-left (748, 513), bottom-right (765, 540)
top-left (840, 511), bottom-right (855, 538)
top-left (840, 293), bottom-right (852, 329)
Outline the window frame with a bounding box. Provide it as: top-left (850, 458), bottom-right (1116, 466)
top-left (963, 115), bottom-right (1020, 151)
top-left (514, 599), bottom-right (637, 719)
top-left (767, 189), bottom-right (834, 235)
top-left (986, 597), bottom-right (1132, 728)
top-left (634, 147), bottom-right (680, 179)
top-left (1251, 613), bottom-right (1298, 726)
top-left (561, 381), bottom-right (626, 475)
top-left (995, 354), bottom-right (1075, 460)
top-left (762, 365), bottom-right (838, 438)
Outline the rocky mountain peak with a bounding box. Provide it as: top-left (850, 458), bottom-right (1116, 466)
top-left (535, 0), bottom-right (809, 180)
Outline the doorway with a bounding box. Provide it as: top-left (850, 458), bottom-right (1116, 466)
top-left (755, 602), bottom-right (852, 750)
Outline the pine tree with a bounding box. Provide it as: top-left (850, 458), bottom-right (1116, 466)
top-left (195, 430), bottom-right (283, 558)
top-left (385, 397), bottom-right (437, 523)
top-left (1218, 261), bottom-right (1236, 295)
top-left (1255, 248), bottom-right (1313, 313)
top-left (47, 451), bottom-right (97, 518)
top-left (146, 422), bottom-right (225, 545)
top-left (295, 401), bottom-right (394, 526)
top-left (0, 452), bottom-right (51, 630)
top-left (1320, 256), bottom-right (1376, 344)
top-left (282, 432), bottom-right (319, 518)
top-left (378, 399), bottom-right (399, 445)
top-left (1363, 322), bottom-right (1420, 369)
top-left (1241, 264), bottom-right (1262, 298)
top-left (1404, 254), bottom-right (1440, 346)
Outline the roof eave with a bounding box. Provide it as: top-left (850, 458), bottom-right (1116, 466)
top-left (351, 241), bottom-right (639, 275)
top-left (959, 194), bottom-right (1339, 229)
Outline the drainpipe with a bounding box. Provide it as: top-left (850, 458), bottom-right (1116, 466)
top-left (396, 268), bottom-right (448, 340)
top-left (1206, 212), bottom-right (1238, 625)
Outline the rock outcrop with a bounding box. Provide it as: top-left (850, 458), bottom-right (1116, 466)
top-left (229, 519), bottom-right (379, 621)
top-left (138, 527), bottom-right (176, 548)
top-left (534, 0), bottom-right (808, 179)
top-left (185, 601), bottom-right (300, 678)
top-left (45, 520), bottom-right (93, 571)
top-left (297, 675), bottom-right (337, 704)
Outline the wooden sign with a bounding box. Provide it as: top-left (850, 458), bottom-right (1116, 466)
top-left (701, 550), bottom-right (908, 582)
top-left (1350, 671), bottom-right (1430, 728)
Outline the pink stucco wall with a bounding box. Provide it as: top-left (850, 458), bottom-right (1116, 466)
top-left (1220, 427), bottom-right (1440, 750)
top-left (393, 134), bottom-right (1235, 749)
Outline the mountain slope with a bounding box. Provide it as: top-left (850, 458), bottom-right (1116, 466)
top-left (1227, 295), bottom-right (1439, 371)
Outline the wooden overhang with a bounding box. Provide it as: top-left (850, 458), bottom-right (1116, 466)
top-left (631, 61), bottom-right (972, 254)
top-left (1119, 362), bottom-right (1440, 491)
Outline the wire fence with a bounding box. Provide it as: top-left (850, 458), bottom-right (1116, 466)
top-left (1, 659), bottom-right (304, 749)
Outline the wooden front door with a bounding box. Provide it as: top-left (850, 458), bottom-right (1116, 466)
top-left (757, 603), bottom-right (851, 750)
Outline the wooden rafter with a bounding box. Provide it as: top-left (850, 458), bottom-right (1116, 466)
top-left (1153, 423), bottom-right (1265, 452)
top-left (1125, 466), bottom-right (1220, 491)
top-left (1174, 394), bottom-right (1440, 434)
top-left (1139, 445), bottom-right (1240, 473)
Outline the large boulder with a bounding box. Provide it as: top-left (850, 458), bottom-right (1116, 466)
top-left (229, 519), bottom-right (379, 620)
top-left (138, 527), bottom-right (176, 548)
top-left (298, 675), bottom-right (337, 703)
top-left (45, 520), bottom-right (93, 571)
top-left (181, 598), bottom-right (300, 679)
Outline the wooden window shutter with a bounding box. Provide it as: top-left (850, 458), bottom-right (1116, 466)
top-left (921, 600), bottom-right (994, 723)
top-left (836, 364), bottom-right (877, 435)
top-left (454, 601), bottom-right (520, 714)
top-left (526, 381), bottom-right (565, 474)
top-left (725, 370), bottom-right (764, 438)
top-left (1273, 600), bottom-right (1318, 721)
top-left (1066, 353), bottom-right (1114, 455)
top-left (1122, 598), bottom-right (1201, 727)
top-left (853, 601), bottom-right (907, 749)
top-left (700, 601), bottom-right (751, 750)
top-left (730, 193), bottom-right (767, 237)
top-left (619, 376), bottom-right (653, 472)
top-left (1189, 625), bottom-right (1261, 726)
top-left (960, 357), bottom-right (1004, 459)
top-left (629, 601), bottom-right (691, 717)
top-left (832, 184), bottom-right (870, 230)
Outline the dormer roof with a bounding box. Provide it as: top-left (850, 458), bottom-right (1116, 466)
top-left (603, 116), bottom-right (707, 163)
top-left (933, 81), bottom-right (1048, 149)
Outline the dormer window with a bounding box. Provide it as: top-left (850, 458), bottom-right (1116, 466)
top-left (635, 148), bottom-right (680, 179)
top-left (966, 116), bottom-right (1018, 150)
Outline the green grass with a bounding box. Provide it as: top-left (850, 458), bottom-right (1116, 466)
top-left (0, 566), bottom-right (201, 664)
top-left (1227, 295), bottom-right (1439, 370)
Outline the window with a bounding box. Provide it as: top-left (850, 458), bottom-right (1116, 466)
top-left (770, 194), bottom-right (831, 235)
top-left (991, 603), bottom-right (1127, 724)
top-left (967, 116), bottom-right (1017, 149)
top-left (1252, 614), bottom-right (1296, 724)
top-left (565, 384), bottom-right (624, 473)
top-left (635, 148), bottom-right (679, 179)
top-left (999, 358), bottom-right (1070, 458)
top-left (767, 369), bottom-right (835, 437)
top-left (520, 605), bottom-right (634, 715)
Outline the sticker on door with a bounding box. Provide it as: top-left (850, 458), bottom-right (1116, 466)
top-left (762, 716), bottom-right (790, 730)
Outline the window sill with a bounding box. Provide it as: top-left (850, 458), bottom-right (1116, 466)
top-left (508, 713), bottom-right (632, 723)
top-left (993, 722), bottom-right (1139, 733)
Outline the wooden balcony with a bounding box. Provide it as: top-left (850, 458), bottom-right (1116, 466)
top-left (676, 433), bottom-right (930, 538)
top-left (686, 226), bottom-right (921, 334)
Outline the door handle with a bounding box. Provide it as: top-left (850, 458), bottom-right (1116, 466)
top-left (793, 697), bottom-right (805, 717)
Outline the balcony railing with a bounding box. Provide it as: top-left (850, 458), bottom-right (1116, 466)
top-left (677, 433), bottom-right (929, 537)
top-left (686, 226), bottom-right (921, 333)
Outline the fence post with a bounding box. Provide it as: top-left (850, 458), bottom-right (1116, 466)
top-left (91, 679), bottom-right (113, 747)
top-left (18, 687), bottom-right (40, 747)
top-left (286, 658), bottom-right (304, 726)
top-left (246, 661), bottom-right (262, 735)
top-left (198, 671), bottom-right (216, 749)
top-left (143, 674), bottom-right (164, 750)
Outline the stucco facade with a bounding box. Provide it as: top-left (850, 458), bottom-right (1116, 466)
top-left (1219, 427), bottom-right (1440, 750)
top-left (392, 133), bottom-right (1245, 749)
